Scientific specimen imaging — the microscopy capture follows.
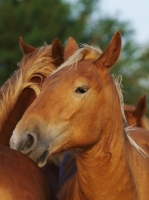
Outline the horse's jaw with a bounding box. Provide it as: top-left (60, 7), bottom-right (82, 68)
top-left (10, 126), bottom-right (49, 167)
top-left (9, 120), bottom-right (71, 167)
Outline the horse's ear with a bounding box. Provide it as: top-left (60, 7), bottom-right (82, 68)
top-left (95, 31), bottom-right (122, 70)
top-left (19, 37), bottom-right (36, 55)
top-left (134, 95), bottom-right (147, 117)
top-left (51, 39), bottom-right (64, 66)
top-left (64, 37), bottom-right (79, 60)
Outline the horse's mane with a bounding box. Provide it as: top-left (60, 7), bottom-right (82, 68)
top-left (126, 126), bottom-right (149, 158)
top-left (0, 45), bottom-right (56, 130)
top-left (51, 44), bottom-right (103, 75)
top-left (115, 81), bottom-right (149, 158)
top-left (113, 75), bottom-right (127, 125)
top-left (124, 104), bottom-right (149, 157)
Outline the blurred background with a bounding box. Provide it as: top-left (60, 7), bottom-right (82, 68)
top-left (0, 0), bottom-right (149, 115)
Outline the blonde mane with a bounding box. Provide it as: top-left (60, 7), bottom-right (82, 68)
top-left (0, 45), bottom-right (56, 131)
top-left (51, 44), bottom-right (103, 75)
top-left (113, 75), bottom-right (127, 126)
top-left (125, 126), bottom-right (149, 158)
top-left (113, 76), bottom-right (149, 158)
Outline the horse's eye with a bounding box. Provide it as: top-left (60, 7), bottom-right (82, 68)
top-left (75, 86), bottom-right (88, 94)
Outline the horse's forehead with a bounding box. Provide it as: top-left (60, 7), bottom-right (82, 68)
top-left (44, 61), bottom-right (99, 90)
top-left (58, 61), bottom-right (97, 77)
top-left (77, 62), bottom-right (99, 80)
top-left (78, 59), bottom-right (94, 68)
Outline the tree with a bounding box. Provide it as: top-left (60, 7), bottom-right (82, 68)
top-left (0, 0), bottom-right (148, 115)
top-left (0, 0), bottom-right (99, 84)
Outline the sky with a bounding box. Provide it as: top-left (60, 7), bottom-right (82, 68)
top-left (101, 0), bottom-right (149, 45)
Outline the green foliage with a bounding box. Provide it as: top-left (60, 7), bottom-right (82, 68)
top-left (0, 0), bottom-right (98, 84)
top-left (0, 0), bottom-right (148, 115)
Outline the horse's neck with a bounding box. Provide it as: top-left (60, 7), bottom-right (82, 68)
top-left (75, 80), bottom-right (137, 200)
top-left (0, 89), bottom-right (36, 146)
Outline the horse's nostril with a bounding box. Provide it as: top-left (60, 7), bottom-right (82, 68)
top-left (22, 133), bottom-right (37, 153)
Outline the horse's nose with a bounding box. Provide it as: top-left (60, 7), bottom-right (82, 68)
top-left (21, 133), bottom-right (37, 153)
top-left (10, 132), bottom-right (37, 154)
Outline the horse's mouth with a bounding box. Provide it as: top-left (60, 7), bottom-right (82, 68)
top-left (37, 150), bottom-right (49, 167)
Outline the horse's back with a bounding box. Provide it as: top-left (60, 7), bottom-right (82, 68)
top-left (127, 127), bottom-right (149, 155)
top-left (0, 145), bottom-right (50, 200)
top-left (126, 127), bottom-right (149, 200)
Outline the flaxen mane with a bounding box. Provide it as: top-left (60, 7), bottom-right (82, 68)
top-left (114, 75), bottom-right (149, 157)
top-left (52, 44), bottom-right (103, 74)
top-left (113, 74), bottom-right (149, 158)
top-left (113, 76), bottom-right (149, 158)
top-left (0, 45), bottom-right (56, 131)
top-left (113, 74), bottom-right (127, 125)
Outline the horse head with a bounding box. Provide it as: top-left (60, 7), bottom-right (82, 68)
top-left (10, 31), bottom-right (122, 167)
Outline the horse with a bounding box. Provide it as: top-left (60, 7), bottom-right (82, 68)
top-left (0, 37), bottom-right (64, 199)
top-left (10, 31), bottom-right (149, 200)
top-left (0, 144), bottom-right (51, 199)
top-left (124, 95), bottom-right (149, 129)
top-left (1, 36), bottom-right (79, 200)
top-left (0, 36), bottom-right (64, 147)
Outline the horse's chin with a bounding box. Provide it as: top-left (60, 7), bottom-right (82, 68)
top-left (38, 159), bottom-right (48, 168)
top-left (31, 150), bottom-right (49, 168)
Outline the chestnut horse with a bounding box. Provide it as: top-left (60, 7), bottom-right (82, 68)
top-left (124, 95), bottom-right (149, 129)
top-left (0, 38), bottom-right (64, 199)
top-left (0, 145), bottom-right (50, 199)
top-left (0, 37), bottom-right (64, 146)
top-left (10, 31), bottom-right (149, 200)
